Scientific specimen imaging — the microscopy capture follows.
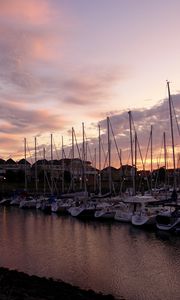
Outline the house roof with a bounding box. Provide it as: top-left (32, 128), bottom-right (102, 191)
top-left (6, 158), bottom-right (16, 165)
top-left (18, 159), bottom-right (31, 165)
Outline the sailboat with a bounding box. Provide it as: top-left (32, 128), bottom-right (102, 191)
top-left (69, 123), bottom-right (96, 218)
top-left (131, 196), bottom-right (168, 227)
top-left (156, 81), bottom-right (180, 232)
top-left (156, 204), bottom-right (180, 231)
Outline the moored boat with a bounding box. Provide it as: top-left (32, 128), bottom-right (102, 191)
top-left (19, 196), bottom-right (37, 209)
top-left (51, 198), bottom-right (73, 214)
top-left (70, 201), bottom-right (97, 219)
top-left (114, 202), bottom-right (134, 223)
top-left (156, 204), bottom-right (180, 232)
top-left (94, 204), bottom-right (116, 220)
top-left (0, 197), bottom-right (12, 206)
top-left (131, 205), bottom-right (167, 227)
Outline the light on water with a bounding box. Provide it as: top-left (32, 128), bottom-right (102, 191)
top-left (0, 207), bottom-right (180, 300)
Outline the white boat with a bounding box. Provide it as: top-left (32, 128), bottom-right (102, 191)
top-left (156, 204), bottom-right (180, 232)
top-left (114, 202), bottom-right (134, 223)
top-left (0, 197), bottom-right (12, 206)
top-left (10, 196), bottom-right (23, 206)
top-left (51, 198), bottom-right (73, 214)
top-left (19, 196), bottom-right (37, 209)
top-left (131, 205), bottom-right (167, 227)
top-left (69, 202), bottom-right (97, 219)
top-left (39, 196), bottom-right (57, 213)
top-left (114, 195), bottom-right (158, 223)
top-left (94, 204), bottom-right (116, 220)
top-left (129, 194), bottom-right (168, 227)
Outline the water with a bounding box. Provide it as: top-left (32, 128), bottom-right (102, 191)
top-left (0, 207), bottom-right (180, 300)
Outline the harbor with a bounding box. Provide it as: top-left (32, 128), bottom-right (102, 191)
top-left (0, 1), bottom-right (180, 299)
top-left (0, 206), bottom-right (179, 300)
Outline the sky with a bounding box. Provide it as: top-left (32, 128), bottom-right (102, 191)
top-left (0, 0), bottom-right (179, 170)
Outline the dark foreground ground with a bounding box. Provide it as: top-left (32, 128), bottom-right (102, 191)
top-left (0, 267), bottom-right (117, 300)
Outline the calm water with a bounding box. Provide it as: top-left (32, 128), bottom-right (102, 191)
top-left (0, 207), bottom-right (180, 300)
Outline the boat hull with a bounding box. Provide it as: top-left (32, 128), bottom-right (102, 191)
top-left (70, 207), bottom-right (96, 219)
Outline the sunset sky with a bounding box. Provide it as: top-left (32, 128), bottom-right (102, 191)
top-left (0, 0), bottom-right (179, 169)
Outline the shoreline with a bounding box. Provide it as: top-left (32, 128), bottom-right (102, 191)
top-left (0, 267), bottom-right (118, 300)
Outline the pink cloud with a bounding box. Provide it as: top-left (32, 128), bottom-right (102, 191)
top-left (0, 0), bottom-right (71, 95)
top-left (62, 66), bottom-right (128, 106)
top-left (0, 0), bottom-right (54, 25)
top-left (0, 100), bottom-right (69, 135)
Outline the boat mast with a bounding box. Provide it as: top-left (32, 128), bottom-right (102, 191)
top-left (35, 136), bottom-right (38, 194)
top-left (61, 136), bottom-right (64, 194)
top-left (128, 111), bottom-right (135, 195)
top-left (98, 124), bottom-right (102, 196)
top-left (163, 132), bottom-right (168, 197)
top-left (43, 147), bottom-right (46, 195)
top-left (50, 133), bottom-right (54, 195)
top-left (167, 81), bottom-right (176, 190)
top-left (94, 147), bottom-right (96, 193)
top-left (82, 122), bottom-right (87, 193)
top-left (163, 132), bottom-right (167, 171)
top-left (71, 127), bottom-right (74, 192)
top-left (24, 137), bottom-right (27, 191)
top-left (107, 117), bottom-right (112, 195)
top-left (134, 131), bottom-right (137, 195)
top-left (150, 125), bottom-right (153, 193)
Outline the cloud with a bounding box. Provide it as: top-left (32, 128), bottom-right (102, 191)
top-left (0, 0), bottom-right (130, 125)
top-left (0, 0), bottom-right (70, 96)
top-left (0, 92), bottom-right (179, 166)
top-left (87, 95), bottom-right (180, 168)
top-left (0, 0), bottom-right (51, 24)
top-left (0, 100), bottom-right (68, 135)
top-left (0, 1), bottom-right (131, 159)
top-left (61, 66), bottom-right (128, 106)
top-left (0, 0), bottom-right (129, 112)
top-left (1, 1), bottom-right (179, 168)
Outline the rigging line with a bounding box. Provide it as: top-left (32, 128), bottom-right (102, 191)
top-left (67, 148), bottom-right (72, 159)
top-left (73, 128), bottom-right (83, 165)
top-left (52, 178), bottom-right (58, 194)
top-left (86, 140), bottom-right (93, 163)
top-left (144, 130), bottom-right (151, 168)
top-left (62, 147), bottom-right (67, 159)
top-left (103, 151), bottom-right (108, 170)
top-left (60, 138), bottom-right (65, 161)
top-left (157, 134), bottom-right (164, 167)
top-left (131, 116), bottom-right (151, 190)
top-left (84, 131), bottom-right (92, 161)
top-left (84, 130), bottom-right (96, 166)
top-left (92, 148), bottom-right (96, 168)
top-left (36, 142), bottom-right (43, 160)
top-left (36, 141), bottom-right (48, 171)
top-left (52, 136), bottom-right (60, 160)
top-left (126, 149), bottom-right (131, 166)
top-left (130, 113), bottom-right (144, 167)
top-left (26, 142), bottom-right (33, 165)
top-left (38, 146), bottom-right (44, 161)
top-left (153, 138), bottom-right (163, 191)
top-left (109, 118), bottom-right (122, 167)
top-left (136, 134), bottom-right (144, 167)
top-left (43, 170), bottom-right (53, 194)
top-left (128, 119), bottom-right (144, 169)
top-left (119, 150), bottom-right (132, 193)
top-left (100, 135), bottom-right (108, 165)
top-left (101, 139), bottom-right (106, 160)
top-left (171, 98), bottom-right (180, 137)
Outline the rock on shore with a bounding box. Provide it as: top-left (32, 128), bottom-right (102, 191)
top-left (0, 267), bottom-right (116, 300)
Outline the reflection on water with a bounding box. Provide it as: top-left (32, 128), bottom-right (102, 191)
top-left (0, 207), bottom-right (180, 300)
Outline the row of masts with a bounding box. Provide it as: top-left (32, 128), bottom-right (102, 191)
top-left (23, 82), bottom-right (178, 196)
